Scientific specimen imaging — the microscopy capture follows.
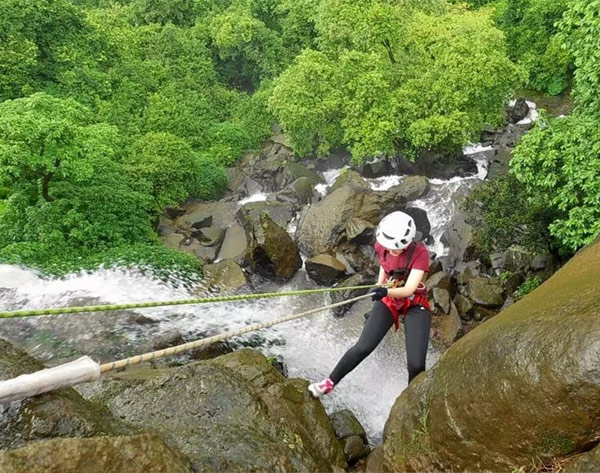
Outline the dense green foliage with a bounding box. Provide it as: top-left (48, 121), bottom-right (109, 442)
top-left (270, 3), bottom-right (523, 161)
top-left (463, 0), bottom-right (600, 256)
top-left (558, 0), bottom-right (600, 114)
top-left (511, 114), bottom-right (600, 253)
top-left (464, 174), bottom-right (555, 254)
top-left (1, 0), bottom-right (599, 275)
top-left (454, 0), bottom-right (572, 95)
top-left (494, 0), bottom-right (571, 95)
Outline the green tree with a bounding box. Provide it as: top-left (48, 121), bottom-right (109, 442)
top-left (511, 114), bottom-right (600, 252)
top-left (0, 0), bottom-right (111, 101)
top-left (0, 93), bottom-right (120, 203)
top-left (130, 0), bottom-right (213, 26)
top-left (127, 132), bottom-right (227, 211)
top-left (494, 0), bottom-right (571, 95)
top-left (208, 2), bottom-right (287, 88)
top-left (558, 0), bottom-right (600, 114)
top-left (463, 173), bottom-right (555, 254)
top-left (269, 49), bottom-right (344, 156)
top-left (270, 5), bottom-right (523, 161)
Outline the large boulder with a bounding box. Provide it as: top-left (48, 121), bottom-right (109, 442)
top-left (466, 277), bottom-right (504, 307)
top-left (234, 142), bottom-right (293, 193)
top-left (305, 254), bottom-right (347, 286)
top-left (203, 260), bottom-right (247, 292)
top-left (0, 339), bottom-right (129, 452)
top-left (564, 443), bottom-right (600, 472)
top-left (174, 201), bottom-right (238, 231)
top-left (0, 433), bottom-right (192, 473)
top-left (295, 186), bottom-right (383, 257)
top-left (440, 211), bottom-right (477, 273)
top-left (381, 176), bottom-right (430, 205)
top-left (403, 207), bottom-right (431, 242)
top-left (277, 160), bottom-right (325, 189)
top-left (217, 222), bottom-right (248, 265)
top-left (329, 409), bottom-right (370, 464)
top-left (237, 200), bottom-right (294, 230)
top-left (88, 350), bottom-right (347, 472)
top-left (382, 239), bottom-right (600, 472)
top-left (275, 177), bottom-right (318, 209)
top-left (330, 169), bottom-right (371, 193)
top-left (243, 212), bottom-right (302, 280)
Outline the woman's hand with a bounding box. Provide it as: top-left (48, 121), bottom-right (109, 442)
top-left (371, 287), bottom-right (388, 301)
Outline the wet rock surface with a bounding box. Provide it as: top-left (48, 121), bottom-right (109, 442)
top-left (382, 240), bottom-right (600, 472)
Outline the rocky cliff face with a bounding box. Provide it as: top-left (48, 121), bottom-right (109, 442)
top-left (381, 239), bottom-right (600, 472)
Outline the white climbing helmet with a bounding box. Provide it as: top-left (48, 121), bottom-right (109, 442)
top-left (375, 211), bottom-right (416, 250)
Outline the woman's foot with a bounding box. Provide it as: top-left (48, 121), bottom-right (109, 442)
top-left (308, 378), bottom-right (335, 398)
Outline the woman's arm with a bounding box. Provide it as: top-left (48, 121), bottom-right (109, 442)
top-left (387, 269), bottom-right (425, 299)
top-left (377, 266), bottom-right (387, 285)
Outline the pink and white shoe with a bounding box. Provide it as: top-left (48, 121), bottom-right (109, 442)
top-left (308, 378), bottom-right (335, 398)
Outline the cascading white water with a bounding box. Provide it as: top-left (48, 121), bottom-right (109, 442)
top-left (0, 139), bottom-right (503, 444)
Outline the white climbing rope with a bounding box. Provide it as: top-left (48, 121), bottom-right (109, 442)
top-left (0, 293), bottom-right (373, 404)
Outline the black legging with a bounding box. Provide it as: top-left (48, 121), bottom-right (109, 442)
top-left (329, 301), bottom-right (431, 385)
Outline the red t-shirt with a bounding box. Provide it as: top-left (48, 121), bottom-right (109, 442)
top-left (374, 241), bottom-right (429, 305)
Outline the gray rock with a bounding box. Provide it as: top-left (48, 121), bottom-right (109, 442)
top-left (490, 252), bottom-right (505, 273)
top-left (432, 287), bottom-right (451, 314)
top-left (244, 213), bottom-right (302, 280)
top-left (502, 272), bottom-right (525, 295)
top-left (381, 176), bottom-right (429, 204)
top-left (467, 277), bottom-right (504, 307)
top-left (342, 435), bottom-right (370, 463)
top-left (509, 98), bottom-right (530, 123)
top-left (0, 339), bottom-right (129, 452)
top-left (161, 233), bottom-right (184, 250)
top-left (454, 294), bottom-right (474, 320)
top-left (90, 350), bottom-right (347, 472)
top-left (531, 252), bottom-right (553, 271)
top-left (425, 272), bottom-right (453, 293)
top-left (278, 161), bottom-right (325, 189)
top-left (175, 201), bottom-right (238, 230)
top-left (330, 169), bottom-right (371, 193)
top-left (438, 302), bottom-right (462, 347)
top-left (382, 241), bottom-right (600, 472)
top-left (203, 260), bottom-right (247, 292)
top-left (305, 254), bottom-right (347, 286)
top-left (365, 446), bottom-right (385, 473)
top-left (138, 330), bottom-right (184, 353)
top-left (456, 262), bottom-right (481, 286)
top-left (330, 274), bottom-right (370, 317)
top-left (237, 201), bottom-right (294, 230)
top-left (295, 186), bottom-right (383, 258)
top-left (440, 211), bottom-right (477, 272)
top-left (404, 207), bottom-right (431, 241)
top-left (194, 227), bottom-right (225, 247)
top-left (345, 218), bottom-right (375, 244)
top-left (217, 223), bottom-right (248, 265)
top-left (354, 158), bottom-right (392, 178)
top-left (329, 409), bottom-right (367, 441)
top-left (0, 433), bottom-right (193, 473)
top-left (156, 216), bottom-right (176, 237)
top-left (504, 245), bottom-right (534, 273)
top-left (276, 177), bottom-right (316, 208)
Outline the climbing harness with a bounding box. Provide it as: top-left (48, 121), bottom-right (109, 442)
top-left (380, 243), bottom-right (431, 330)
top-left (0, 284), bottom-right (380, 319)
top-left (0, 289), bottom-right (382, 404)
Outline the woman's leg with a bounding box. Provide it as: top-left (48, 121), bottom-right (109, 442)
top-left (329, 301), bottom-right (395, 385)
top-left (404, 305), bottom-right (431, 383)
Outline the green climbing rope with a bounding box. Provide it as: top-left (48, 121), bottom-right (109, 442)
top-left (0, 284), bottom-right (381, 319)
